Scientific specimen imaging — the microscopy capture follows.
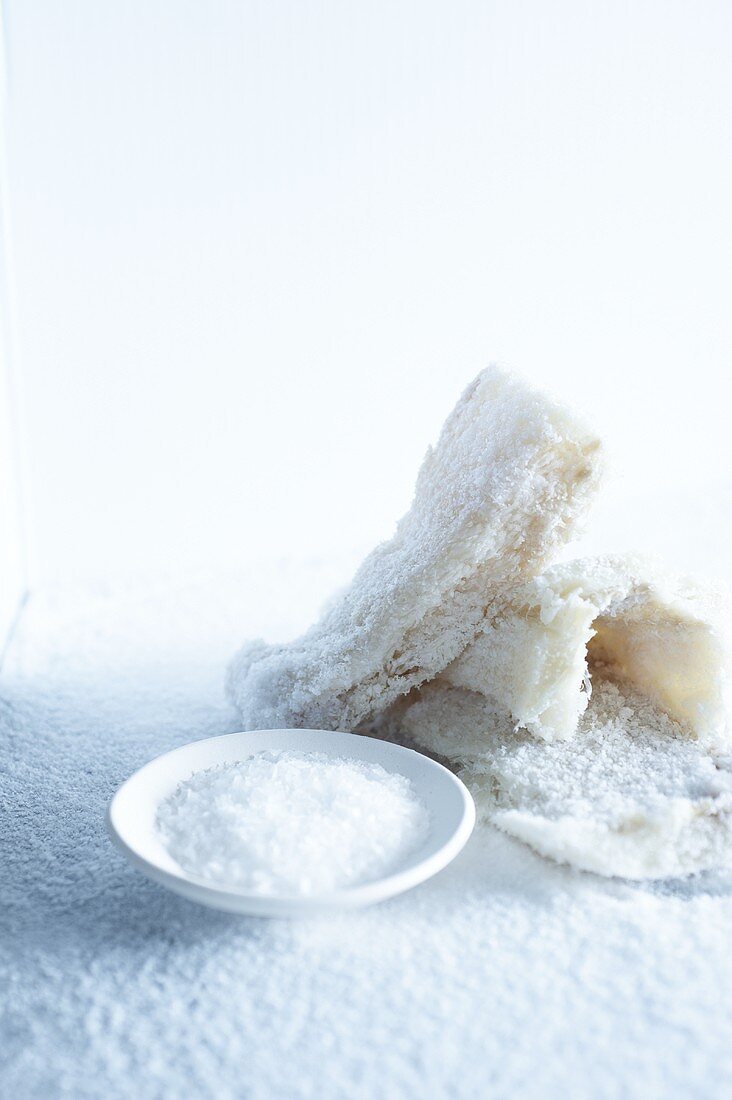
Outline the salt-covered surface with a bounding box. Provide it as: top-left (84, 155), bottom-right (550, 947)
top-left (157, 752), bottom-right (429, 894)
top-left (2, 506), bottom-right (732, 1098)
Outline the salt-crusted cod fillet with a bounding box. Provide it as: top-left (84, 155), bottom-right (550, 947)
top-left (392, 680), bottom-right (732, 880)
top-left (442, 555), bottom-right (731, 745)
top-left (227, 368), bottom-right (602, 731)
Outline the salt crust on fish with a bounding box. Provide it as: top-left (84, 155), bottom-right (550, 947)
top-left (392, 677), bottom-right (732, 880)
top-left (227, 368), bottom-right (602, 730)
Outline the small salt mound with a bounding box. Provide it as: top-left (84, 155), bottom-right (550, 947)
top-left (156, 751), bottom-right (430, 895)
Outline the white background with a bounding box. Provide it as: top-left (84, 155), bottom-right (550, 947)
top-left (3, 0), bottom-right (732, 589)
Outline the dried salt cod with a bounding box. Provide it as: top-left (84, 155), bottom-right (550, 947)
top-left (227, 368), bottom-right (602, 731)
top-left (442, 555), bottom-right (731, 745)
top-left (390, 677), bottom-right (732, 880)
top-left (227, 364), bottom-right (732, 878)
top-left (377, 557), bottom-right (732, 878)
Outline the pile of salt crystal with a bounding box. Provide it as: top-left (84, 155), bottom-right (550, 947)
top-left (157, 750), bottom-right (430, 896)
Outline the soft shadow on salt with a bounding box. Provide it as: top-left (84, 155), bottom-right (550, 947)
top-left (389, 823), bottom-right (732, 913)
top-left (636, 868), bottom-right (732, 899)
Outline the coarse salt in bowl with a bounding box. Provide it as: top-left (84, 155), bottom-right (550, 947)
top-left (108, 728), bottom-right (476, 917)
top-left (156, 750), bottom-right (431, 896)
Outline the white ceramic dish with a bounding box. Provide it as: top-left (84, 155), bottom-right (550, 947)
top-left (107, 728), bottom-right (475, 917)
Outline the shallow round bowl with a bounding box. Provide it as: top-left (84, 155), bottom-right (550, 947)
top-left (107, 728), bottom-right (476, 917)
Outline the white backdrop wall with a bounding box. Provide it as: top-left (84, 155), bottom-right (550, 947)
top-left (2, 12), bottom-right (26, 646)
top-left (4, 0), bottom-right (731, 587)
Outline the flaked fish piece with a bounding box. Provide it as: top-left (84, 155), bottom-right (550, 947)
top-left (442, 555), bottom-right (731, 745)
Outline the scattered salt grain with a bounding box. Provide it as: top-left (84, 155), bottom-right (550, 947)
top-left (156, 750), bottom-right (431, 895)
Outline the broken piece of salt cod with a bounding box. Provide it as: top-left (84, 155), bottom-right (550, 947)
top-left (442, 555), bottom-right (731, 745)
top-left (227, 368), bottom-right (602, 731)
top-left (389, 557), bottom-right (731, 878)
